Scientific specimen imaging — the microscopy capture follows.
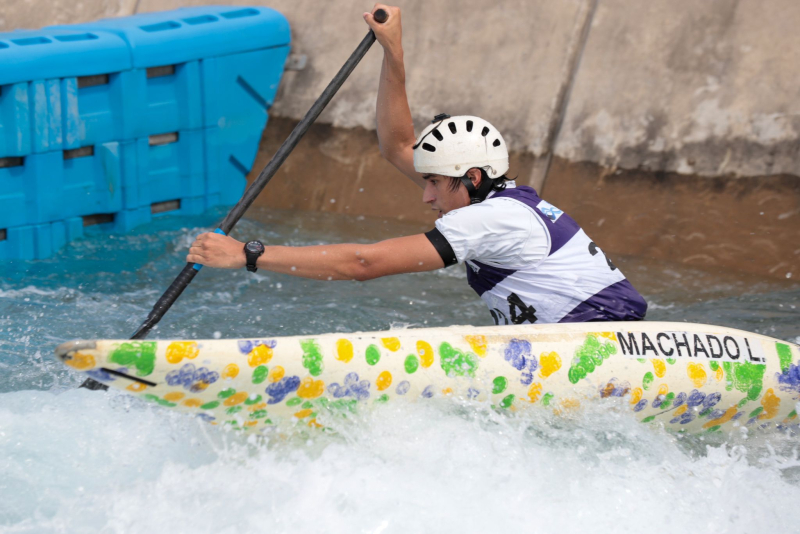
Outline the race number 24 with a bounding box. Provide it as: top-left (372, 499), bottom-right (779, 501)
top-left (491, 292), bottom-right (538, 325)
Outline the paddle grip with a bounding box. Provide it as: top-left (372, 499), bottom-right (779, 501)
top-left (373, 9), bottom-right (388, 23)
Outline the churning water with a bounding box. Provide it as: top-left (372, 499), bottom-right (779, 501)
top-left (2, 207), bottom-right (799, 533)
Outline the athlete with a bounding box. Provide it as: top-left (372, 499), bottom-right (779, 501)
top-left (187, 5), bottom-right (647, 325)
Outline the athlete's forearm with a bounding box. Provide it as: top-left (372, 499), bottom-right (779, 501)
top-left (376, 49), bottom-right (416, 164)
top-left (258, 243), bottom-right (373, 281)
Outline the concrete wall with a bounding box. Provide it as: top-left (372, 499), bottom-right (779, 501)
top-left (3, 0), bottom-right (799, 280)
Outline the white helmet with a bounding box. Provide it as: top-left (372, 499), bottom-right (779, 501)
top-left (413, 114), bottom-right (509, 178)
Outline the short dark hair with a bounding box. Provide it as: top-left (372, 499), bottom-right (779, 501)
top-left (445, 168), bottom-right (512, 193)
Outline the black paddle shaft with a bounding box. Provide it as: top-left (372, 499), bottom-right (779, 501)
top-left (80, 9), bottom-right (388, 391)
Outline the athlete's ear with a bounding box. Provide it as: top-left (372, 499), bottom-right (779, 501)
top-left (467, 168), bottom-right (482, 188)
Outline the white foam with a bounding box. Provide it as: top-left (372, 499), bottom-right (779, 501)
top-left (2, 390), bottom-right (799, 533)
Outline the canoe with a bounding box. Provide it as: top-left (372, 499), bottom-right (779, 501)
top-left (55, 321), bottom-right (800, 434)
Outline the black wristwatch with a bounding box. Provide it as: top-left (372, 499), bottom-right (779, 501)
top-left (244, 240), bottom-right (265, 272)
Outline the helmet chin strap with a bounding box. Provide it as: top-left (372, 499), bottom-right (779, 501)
top-left (460, 171), bottom-right (496, 205)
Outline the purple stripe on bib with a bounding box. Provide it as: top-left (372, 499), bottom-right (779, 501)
top-left (466, 260), bottom-right (517, 297)
top-left (559, 279), bottom-right (648, 322)
top-left (492, 187), bottom-right (579, 255)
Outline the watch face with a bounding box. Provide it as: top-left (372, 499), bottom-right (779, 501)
top-left (245, 241), bottom-right (264, 254)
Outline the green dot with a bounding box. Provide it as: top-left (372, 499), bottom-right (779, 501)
top-left (637, 358), bottom-right (647, 364)
top-left (706, 425), bottom-right (721, 433)
top-left (542, 393), bottom-right (554, 406)
top-left (404, 354), bottom-right (419, 374)
top-left (788, 410), bottom-right (797, 419)
top-left (200, 400), bottom-right (220, 410)
top-left (264, 419), bottom-right (274, 425)
top-left (252, 366), bottom-right (268, 384)
top-left (250, 409), bottom-right (267, 419)
top-left (666, 358), bottom-right (676, 365)
top-left (375, 394), bottom-right (389, 404)
top-left (286, 397), bottom-right (303, 406)
top-left (244, 394), bottom-right (263, 405)
top-left (699, 408), bottom-right (711, 418)
top-left (642, 372), bottom-right (654, 390)
top-left (709, 361), bottom-right (719, 371)
top-left (159, 400), bottom-right (177, 408)
top-left (218, 388), bottom-right (236, 399)
top-left (748, 406), bottom-right (764, 418)
top-left (500, 394), bottom-right (515, 408)
top-left (737, 398), bottom-right (749, 408)
top-left (226, 406), bottom-right (242, 415)
top-left (143, 394), bottom-right (160, 403)
top-left (492, 376), bottom-right (508, 394)
top-left (302, 401), bottom-right (314, 409)
top-left (224, 420), bottom-right (239, 426)
top-left (660, 392), bottom-right (675, 409)
top-left (366, 344), bottom-right (381, 365)
top-left (641, 416), bottom-right (656, 423)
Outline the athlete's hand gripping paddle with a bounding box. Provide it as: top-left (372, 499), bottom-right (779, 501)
top-left (80, 9), bottom-right (389, 390)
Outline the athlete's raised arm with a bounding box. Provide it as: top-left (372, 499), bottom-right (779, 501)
top-left (364, 5), bottom-right (422, 188)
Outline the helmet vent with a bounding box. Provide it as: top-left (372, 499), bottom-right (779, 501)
top-left (466, 120), bottom-right (473, 132)
top-left (448, 122), bottom-right (457, 134)
top-left (432, 129), bottom-right (443, 141)
top-left (422, 143), bottom-right (436, 152)
top-left (481, 126), bottom-right (490, 137)
top-left (493, 139), bottom-right (501, 147)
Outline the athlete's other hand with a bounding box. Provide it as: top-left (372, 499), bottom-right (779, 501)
top-left (187, 232), bottom-right (247, 269)
top-left (363, 4), bottom-right (402, 54)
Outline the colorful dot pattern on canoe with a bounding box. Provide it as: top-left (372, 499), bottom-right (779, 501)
top-left (61, 325), bottom-right (800, 434)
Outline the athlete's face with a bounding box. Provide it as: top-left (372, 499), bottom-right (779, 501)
top-left (422, 174), bottom-right (471, 217)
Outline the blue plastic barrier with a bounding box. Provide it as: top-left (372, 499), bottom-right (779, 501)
top-left (0, 143), bottom-right (123, 228)
top-left (0, 6), bottom-right (290, 260)
top-left (0, 217), bottom-right (83, 260)
top-left (0, 28), bottom-right (131, 157)
top-left (54, 6), bottom-right (290, 141)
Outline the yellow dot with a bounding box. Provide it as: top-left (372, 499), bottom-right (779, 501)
top-left (759, 388), bottom-right (780, 420)
top-left (126, 382), bottom-right (147, 392)
top-left (221, 363), bottom-right (240, 379)
top-left (416, 341), bottom-right (434, 368)
top-left (66, 351), bottom-right (96, 371)
top-left (657, 384), bottom-right (669, 396)
top-left (674, 404), bottom-right (688, 416)
top-left (651, 359), bottom-right (666, 378)
top-left (714, 365), bottom-right (724, 382)
top-left (183, 398), bottom-right (202, 408)
top-left (307, 418), bottom-right (323, 428)
top-left (528, 382), bottom-right (543, 403)
top-left (596, 332), bottom-right (618, 342)
top-left (442, 387), bottom-right (453, 396)
top-left (336, 339), bottom-right (354, 363)
top-left (268, 366), bottom-right (285, 383)
top-left (244, 421), bottom-right (258, 427)
top-left (539, 351), bottom-right (562, 378)
top-left (248, 402), bottom-right (267, 412)
top-left (686, 363), bottom-right (707, 388)
top-left (297, 377), bottom-right (325, 399)
top-left (163, 391), bottom-right (185, 402)
top-left (165, 341), bottom-right (199, 364)
top-left (376, 371), bottom-right (392, 391)
top-left (560, 398), bottom-right (581, 410)
top-left (381, 337), bottom-right (401, 352)
top-left (294, 409), bottom-right (314, 419)
top-left (465, 335), bottom-right (487, 357)
top-left (630, 387), bottom-right (643, 405)
top-left (247, 344), bottom-right (273, 367)
top-left (223, 391), bottom-right (249, 406)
